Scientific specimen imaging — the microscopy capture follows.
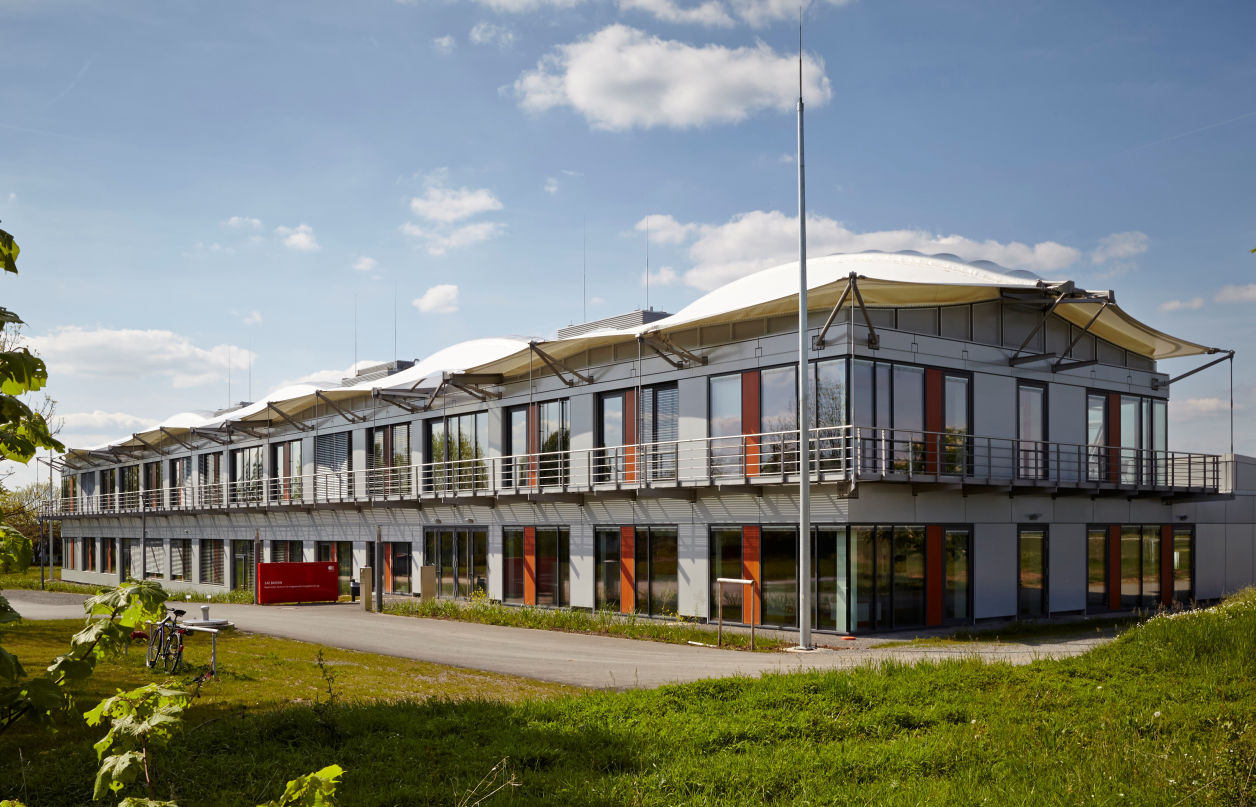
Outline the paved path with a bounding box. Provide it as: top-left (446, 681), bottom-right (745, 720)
top-left (4, 590), bottom-right (1111, 690)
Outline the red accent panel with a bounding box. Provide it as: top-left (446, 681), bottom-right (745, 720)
top-left (926, 525), bottom-right (943, 626)
top-left (924, 369), bottom-right (944, 474)
top-left (1107, 394), bottom-right (1121, 483)
top-left (523, 526), bottom-right (537, 605)
top-left (620, 526), bottom-right (636, 614)
top-left (1161, 524), bottom-right (1173, 606)
top-left (742, 525), bottom-right (761, 624)
top-left (1108, 525), bottom-right (1122, 611)
top-left (384, 544), bottom-right (393, 592)
top-left (742, 371), bottom-right (761, 477)
top-left (256, 562), bottom-right (339, 604)
top-left (625, 389), bottom-right (638, 484)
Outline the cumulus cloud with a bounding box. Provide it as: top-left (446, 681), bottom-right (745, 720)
top-left (241, 310), bottom-right (263, 326)
top-left (401, 222), bottom-right (504, 256)
top-left (277, 360), bottom-right (383, 389)
top-left (25, 327), bottom-right (254, 389)
top-left (647, 209), bottom-right (1084, 290)
top-left (1087, 230), bottom-right (1148, 278)
top-left (618, 0), bottom-right (733, 27)
top-left (729, 0), bottom-right (854, 27)
top-left (59, 411), bottom-right (161, 432)
top-left (1215, 284), bottom-right (1256, 303)
top-left (544, 177), bottom-right (559, 195)
top-left (413, 284), bottom-right (460, 314)
top-left (463, 0), bottom-right (586, 9)
top-left (469, 22), bottom-right (515, 47)
top-left (635, 214), bottom-right (698, 245)
top-left (645, 266), bottom-right (680, 286)
top-left (1173, 397), bottom-right (1239, 416)
top-left (591, 296), bottom-right (605, 304)
top-left (1158, 297), bottom-right (1204, 313)
top-left (352, 256), bottom-right (378, 273)
top-left (433, 35), bottom-right (456, 53)
top-left (223, 216), bottom-right (261, 229)
top-left (409, 174), bottom-right (503, 223)
top-left (275, 223), bottom-right (320, 252)
top-left (514, 25), bottom-right (831, 130)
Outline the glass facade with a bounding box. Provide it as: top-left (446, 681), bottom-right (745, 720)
top-left (1172, 527), bottom-right (1193, 604)
top-left (640, 383), bottom-right (679, 481)
top-left (594, 527), bottom-right (621, 610)
top-left (759, 366), bottom-right (797, 475)
top-left (387, 542), bottom-right (412, 594)
top-left (709, 374), bottom-right (742, 476)
top-left (505, 407), bottom-right (529, 488)
top-left (538, 401), bottom-right (569, 487)
top-left (1017, 385), bottom-right (1047, 479)
top-left (535, 527), bottom-right (570, 606)
top-left (423, 527), bottom-right (488, 599)
top-left (635, 526), bottom-right (678, 617)
top-left (502, 528), bottom-right (525, 604)
top-left (760, 526), bottom-right (798, 627)
top-left (595, 392), bottom-right (626, 483)
top-left (709, 527), bottom-right (744, 622)
top-left (1087, 394), bottom-right (1108, 482)
top-left (1018, 528), bottom-right (1047, 618)
top-left (199, 539), bottom-right (224, 585)
top-left (1087, 527), bottom-right (1108, 610)
top-left (428, 414), bottom-right (485, 492)
top-left (230, 446), bottom-right (264, 503)
top-left (943, 528), bottom-right (970, 622)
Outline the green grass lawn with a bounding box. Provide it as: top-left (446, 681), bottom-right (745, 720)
top-left (0, 565), bottom-right (99, 595)
top-left (3, 591), bottom-right (1255, 805)
top-left (383, 595), bottom-right (792, 652)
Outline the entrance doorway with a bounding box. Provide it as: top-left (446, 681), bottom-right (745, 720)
top-left (231, 539), bottom-right (255, 592)
top-left (316, 541), bottom-right (354, 595)
top-left (423, 528), bottom-right (487, 599)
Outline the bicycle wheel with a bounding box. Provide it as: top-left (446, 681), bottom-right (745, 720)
top-left (169, 639), bottom-right (184, 674)
top-left (161, 630), bottom-right (180, 672)
top-left (146, 625), bottom-right (164, 669)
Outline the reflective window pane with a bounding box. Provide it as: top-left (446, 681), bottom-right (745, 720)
top-left (1018, 529), bottom-right (1046, 618)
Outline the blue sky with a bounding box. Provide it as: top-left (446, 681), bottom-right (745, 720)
top-left (2, 0), bottom-right (1254, 483)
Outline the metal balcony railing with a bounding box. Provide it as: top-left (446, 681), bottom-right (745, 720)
top-left (44, 426), bottom-right (1223, 517)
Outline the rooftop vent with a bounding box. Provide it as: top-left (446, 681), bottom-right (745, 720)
top-left (342, 359), bottom-right (415, 386)
top-left (557, 309), bottom-right (670, 340)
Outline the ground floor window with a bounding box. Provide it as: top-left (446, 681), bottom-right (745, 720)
top-left (853, 525), bottom-right (927, 631)
top-left (535, 527), bottom-right (570, 607)
top-left (709, 527), bottom-right (745, 623)
top-left (594, 527), bottom-right (622, 611)
top-left (1086, 524), bottom-right (1192, 611)
top-left (1087, 527), bottom-right (1108, 610)
top-left (1172, 527), bottom-right (1193, 604)
top-left (635, 526), bottom-right (678, 617)
top-left (271, 540), bottom-right (304, 563)
top-left (102, 538), bottom-right (116, 575)
top-left (170, 539), bottom-right (191, 581)
top-left (144, 538), bottom-right (164, 579)
top-left (231, 540), bottom-right (255, 592)
top-left (1120, 525), bottom-right (1161, 609)
top-left (82, 537), bottom-right (97, 573)
top-left (199, 539), bottom-right (223, 585)
top-left (503, 528), bottom-right (525, 604)
top-left (315, 541), bottom-right (354, 595)
top-left (423, 528), bottom-right (487, 599)
top-left (1018, 527), bottom-right (1047, 618)
top-left (387, 542), bottom-right (412, 594)
top-left (64, 537), bottom-right (76, 571)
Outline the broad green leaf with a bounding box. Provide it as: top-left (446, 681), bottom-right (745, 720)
top-left (22, 676), bottom-right (66, 713)
top-left (86, 580), bottom-right (169, 629)
top-left (0, 306), bottom-right (21, 326)
top-left (118, 799), bottom-right (179, 807)
top-left (93, 750), bottom-right (145, 800)
top-left (46, 653), bottom-right (95, 682)
top-left (258, 764), bottom-right (345, 807)
top-left (0, 645), bottom-right (25, 682)
top-left (0, 525), bottom-right (33, 574)
top-left (0, 592), bottom-right (22, 623)
top-left (69, 618), bottom-right (127, 661)
top-left (0, 348), bottom-right (48, 395)
top-left (2, 799), bottom-right (31, 807)
top-left (0, 228), bottom-right (18, 274)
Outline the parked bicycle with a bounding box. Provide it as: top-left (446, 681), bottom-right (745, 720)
top-left (145, 607), bottom-right (188, 673)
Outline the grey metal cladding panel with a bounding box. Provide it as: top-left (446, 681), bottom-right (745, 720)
top-left (939, 305), bottom-right (971, 341)
top-left (1048, 383), bottom-right (1085, 447)
top-left (1049, 523), bottom-right (1086, 613)
top-left (1224, 525), bottom-right (1255, 595)
top-left (569, 521), bottom-right (594, 609)
top-left (1096, 340), bottom-right (1125, 367)
top-left (897, 307), bottom-right (939, 337)
top-left (1045, 317), bottom-right (1071, 357)
top-left (1195, 523), bottom-right (1226, 599)
top-left (973, 372), bottom-right (1016, 442)
top-left (677, 520), bottom-right (707, 618)
top-left (692, 492), bottom-right (761, 524)
top-left (972, 301), bottom-right (1001, 345)
top-left (973, 523), bottom-right (1017, 619)
top-left (583, 498), bottom-right (639, 524)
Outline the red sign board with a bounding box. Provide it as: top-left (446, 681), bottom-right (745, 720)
top-left (256, 562), bottom-right (340, 605)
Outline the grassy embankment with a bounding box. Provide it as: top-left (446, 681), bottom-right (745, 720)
top-left (0, 565), bottom-right (99, 595)
top-left (384, 595), bottom-right (790, 652)
top-left (2, 590), bottom-right (1254, 805)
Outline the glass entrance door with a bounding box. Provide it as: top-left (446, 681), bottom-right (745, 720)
top-left (424, 527), bottom-right (488, 599)
top-left (231, 539), bottom-right (255, 592)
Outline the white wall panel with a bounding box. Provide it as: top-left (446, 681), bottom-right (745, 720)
top-left (1224, 525), bottom-right (1254, 595)
top-left (1194, 523), bottom-right (1226, 600)
top-left (1049, 523), bottom-right (1085, 613)
top-left (974, 523), bottom-right (1016, 619)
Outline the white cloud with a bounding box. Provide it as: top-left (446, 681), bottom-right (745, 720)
top-left (401, 221), bottom-right (504, 256)
top-left (1158, 297), bottom-right (1204, 313)
top-left (463, 0), bottom-right (586, 10)
top-left (1215, 284), bottom-right (1256, 303)
top-left (192, 241), bottom-right (235, 256)
top-left (730, 0), bottom-right (854, 27)
top-left (433, 35), bottom-right (456, 54)
top-left (278, 360), bottom-right (383, 389)
top-left (644, 265), bottom-right (680, 286)
top-left (591, 296), bottom-right (605, 304)
top-left (514, 25), bottom-right (832, 131)
top-left (59, 411), bottom-right (160, 432)
top-left (1173, 397), bottom-right (1242, 416)
top-left (1091, 231), bottom-right (1149, 264)
top-left (7, 192), bottom-right (15, 202)
top-left (224, 215), bottom-right (262, 229)
top-left (646, 209), bottom-right (1085, 291)
top-left (241, 310), bottom-right (263, 326)
top-left (618, 0), bottom-right (733, 27)
top-left (25, 327), bottom-right (254, 389)
top-left (413, 284), bottom-right (460, 314)
top-left (544, 177), bottom-right (559, 195)
top-left (409, 175), bottom-right (503, 223)
top-left (469, 22), bottom-right (515, 47)
top-left (635, 214), bottom-right (698, 245)
top-left (274, 223), bottom-right (320, 252)
top-left (352, 256), bottom-right (378, 273)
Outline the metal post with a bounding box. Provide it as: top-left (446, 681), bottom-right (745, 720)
top-left (795, 24), bottom-right (812, 652)
top-left (140, 497), bottom-right (147, 582)
top-left (253, 528), bottom-right (261, 604)
top-left (374, 525), bottom-right (383, 613)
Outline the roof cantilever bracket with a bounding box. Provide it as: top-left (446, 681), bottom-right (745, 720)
top-left (1008, 284), bottom-right (1073, 365)
top-left (446, 373), bottom-right (501, 401)
top-left (315, 391), bottom-right (367, 424)
top-left (639, 332), bottom-right (707, 368)
top-left (130, 433), bottom-right (167, 456)
top-left (189, 427), bottom-right (230, 446)
top-left (266, 403), bottom-right (313, 432)
top-left (159, 427), bottom-right (195, 451)
top-left (1052, 301), bottom-right (1110, 372)
top-left (1151, 349), bottom-right (1234, 390)
top-left (372, 389), bottom-right (424, 414)
top-left (421, 379), bottom-right (448, 411)
top-left (529, 341), bottom-right (593, 387)
top-left (812, 274), bottom-right (855, 349)
top-left (224, 422), bottom-right (267, 439)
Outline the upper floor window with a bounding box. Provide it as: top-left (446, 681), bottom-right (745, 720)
top-left (143, 460), bottom-right (162, 508)
top-left (537, 399), bottom-right (569, 486)
top-left (314, 431), bottom-right (352, 500)
top-left (230, 446), bottom-right (264, 503)
top-left (369, 423), bottom-right (412, 496)
top-left (640, 383), bottom-right (679, 481)
top-left (270, 439), bottom-right (303, 501)
top-left (169, 457), bottom-right (191, 507)
top-left (198, 453), bottom-right (222, 506)
top-left (427, 413), bottom-right (486, 492)
top-left (1017, 383), bottom-right (1047, 479)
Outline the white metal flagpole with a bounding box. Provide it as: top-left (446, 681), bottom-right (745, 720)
top-left (796, 22), bottom-right (813, 650)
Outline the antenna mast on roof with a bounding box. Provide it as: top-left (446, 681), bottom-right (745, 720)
top-left (227, 346), bottom-right (232, 408)
top-left (645, 215), bottom-right (650, 311)
top-left (583, 217), bottom-right (587, 323)
top-left (795, 9), bottom-right (814, 652)
top-left (353, 293), bottom-right (358, 371)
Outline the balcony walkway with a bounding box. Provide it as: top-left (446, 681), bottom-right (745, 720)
top-left (48, 426), bottom-right (1225, 519)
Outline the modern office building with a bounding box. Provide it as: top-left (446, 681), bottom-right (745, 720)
top-left (48, 251), bottom-right (1256, 633)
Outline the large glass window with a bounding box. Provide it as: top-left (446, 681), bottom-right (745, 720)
top-left (367, 424), bottom-right (412, 496)
top-left (315, 541), bottom-right (354, 595)
top-left (504, 407), bottom-right (529, 489)
top-left (270, 440), bottom-right (303, 502)
top-left (851, 525), bottom-right (928, 631)
top-left (852, 360), bottom-right (923, 473)
top-left (709, 374), bottom-right (742, 477)
top-left (170, 539), bottom-right (191, 581)
top-left (596, 392), bottom-right (626, 483)
top-left (102, 538), bottom-right (116, 575)
top-left (198, 453), bottom-right (222, 507)
top-left (143, 461), bottom-right (163, 508)
top-left (538, 401), bottom-right (569, 487)
top-left (709, 527), bottom-right (744, 622)
top-left (759, 366), bottom-right (798, 475)
top-left (1117, 395), bottom-right (1168, 485)
top-left (428, 414), bottom-right (486, 492)
top-left (1087, 527), bottom-right (1108, 610)
top-left (314, 432), bottom-right (352, 500)
top-left (942, 374), bottom-right (971, 475)
top-left (423, 528), bottom-right (488, 599)
top-left (1017, 384), bottom-right (1047, 479)
top-left (635, 526), bottom-right (678, 617)
top-left (230, 446), bottom-right (264, 503)
top-left (231, 540), bottom-right (254, 591)
top-left (82, 537), bottom-right (98, 572)
top-left (594, 527), bottom-right (621, 610)
top-left (813, 358), bottom-right (848, 472)
top-left (641, 383), bottom-right (679, 481)
top-left (169, 457), bottom-right (192, 508)
top-left (1018, 528), bottom-right (1047, 618)
top-left (1087, 394), bottom-right (1108, 482)
top-left (144, 538), bottom-right (164, 579)
top-left (760, 526), bottom-right (798, 628)
top-left (1172, 527), bottom-right (1193, 604)
top-left (387, 542), bottom-right (412, 594)
top-left (943, 528), bottom-right (971, 622)
top-left (812, 526), bottom-right (847, 633)
top-left (1117, 525), bottom-right (1164, 609)
top-left (270, 540), bottom-right (303, 563)
top-left (535, 527), bottom-right (570, 606)
top-left (120, 465), bottom-right (141, 507)
top-left (502, 528), bottom-right (525, 603)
